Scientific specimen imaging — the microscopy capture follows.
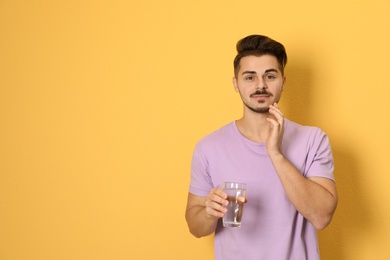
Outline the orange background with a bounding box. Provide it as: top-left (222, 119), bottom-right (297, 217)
top-left (1, 1), bottom-right (389, 259)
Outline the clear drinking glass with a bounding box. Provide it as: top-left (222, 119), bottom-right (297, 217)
top-left (222, 182), bottom-right (246, 228)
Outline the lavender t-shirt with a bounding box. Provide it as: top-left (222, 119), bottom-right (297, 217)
top-left (189, 119), bottom-right (334, 260)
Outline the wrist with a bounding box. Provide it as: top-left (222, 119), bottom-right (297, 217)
top-left (269, 151), bottom-right (284, 163)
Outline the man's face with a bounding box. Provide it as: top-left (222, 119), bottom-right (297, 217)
top-left (233, 55), bottom-right (286, 113)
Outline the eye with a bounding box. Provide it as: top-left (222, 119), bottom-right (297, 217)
top-left (264, 74), bottom-right (276, 81)
top-left (245, 76), bottom-right (255, 81)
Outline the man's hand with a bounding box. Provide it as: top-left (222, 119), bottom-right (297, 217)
top-left (266, 102), bottom-right (284, 157)
top-left (185, 188), bottom-right (228, 238)
top-left (205, 188), bottom-right (228, 218)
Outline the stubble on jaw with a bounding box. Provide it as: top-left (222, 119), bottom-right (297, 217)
top-left (244, 91), bottom-right (272, 113)
top-left (244, 102), bottom-right (270, 113)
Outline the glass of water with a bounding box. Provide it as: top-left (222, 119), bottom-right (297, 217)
top-left (222, 182), bottom-right (246, 228)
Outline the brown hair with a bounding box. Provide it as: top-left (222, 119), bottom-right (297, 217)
top-left (233, 35), bottom-right (287, 77)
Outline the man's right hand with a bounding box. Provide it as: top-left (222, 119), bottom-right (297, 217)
top-left (185, 188), bottom-right (228, 238)
top-left (205, 188), bottom-right (229, 218)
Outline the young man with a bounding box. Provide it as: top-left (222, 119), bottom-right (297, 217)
top-left (185, 35), bottom-right (338, 259)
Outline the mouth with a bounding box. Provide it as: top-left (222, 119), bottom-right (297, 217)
top-left (250, 90), bottom-right (272, 98)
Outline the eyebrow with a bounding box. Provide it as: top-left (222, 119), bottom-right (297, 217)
top-left (241, 68), bottom-right (278, 75)
top-left (241, 70), bottom-right (257, 75)
top-left (265, 68), bottom-right (278, 73)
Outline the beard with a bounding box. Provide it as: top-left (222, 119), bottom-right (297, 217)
top-left (243, 101), bottom-right (270, 113)
top-left (242, 89), bottom-right (274, 113)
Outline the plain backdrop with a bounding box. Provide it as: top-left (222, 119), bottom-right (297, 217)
top-left (1, 0), bottom-right (390, 259)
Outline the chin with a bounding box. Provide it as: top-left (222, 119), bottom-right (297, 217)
top-left (248, 106), bottom-right (269, 114)
top-left (255, 108), bottom-right (270, 113)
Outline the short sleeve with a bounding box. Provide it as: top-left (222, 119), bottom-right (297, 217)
top-left (188, 142), bottom-right (214, 197)
top-left (305, 129), bottom-right (335, 181)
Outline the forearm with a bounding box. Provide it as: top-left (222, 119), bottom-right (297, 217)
top-left (270, 153), bottom-right (338, 230)
top-left (185, 205), bottom-right (219, 238)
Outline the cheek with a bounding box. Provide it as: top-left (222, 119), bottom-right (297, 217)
top-left (275, 87), bottom-right (284, 101)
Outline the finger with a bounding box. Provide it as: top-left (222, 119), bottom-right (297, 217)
top-left (237, 196), bottom-right (247, 203)
top-left (266, 117), bottom-right (280, 129)
top-left (205, 199), bottom-right (228, 213)
top-left (210, 187), bottom-right (228, 200)
top-left (205, 207), bottom-right (225, 218)
top-left (207, 188), bottom-right (228, 205)
top-left (211, 196), bottom-right (228, 207)
top-left (268, 106), bottom-right (284, 127)
top-left (269, 104), bottom-right (284, 118)
top-left (205, 199), bottom-right (227, 218)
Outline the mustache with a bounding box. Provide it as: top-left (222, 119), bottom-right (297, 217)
top-left (250, 90), bottom-right (272, 97)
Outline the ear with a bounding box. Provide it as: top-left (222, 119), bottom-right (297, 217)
top-left (232, 77), bottom-right (239, 92)
top-left (282, 76), bottom-right (286, 91)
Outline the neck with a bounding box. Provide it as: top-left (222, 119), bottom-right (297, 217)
top-left (236, 111), bottom-right (271, 143)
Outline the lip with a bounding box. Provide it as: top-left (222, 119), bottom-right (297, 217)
top-left (251, 94), bottom-right (270, 99)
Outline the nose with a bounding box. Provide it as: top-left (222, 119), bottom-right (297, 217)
top-left (256, 78), bottom-right (267, 89)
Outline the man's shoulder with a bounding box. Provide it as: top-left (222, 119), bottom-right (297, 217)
top-left (285, 119), bottom-right (328, 144)
top-left (285, 119), bottom-right (324, 134)
top-left (199, 122), bottom-right (234, 142)
top-left (197, 122), bottom-right (235, 146)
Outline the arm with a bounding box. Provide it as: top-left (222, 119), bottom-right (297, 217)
top-left (185, 188), bottom-right (228, 238)
top-left (268, 154), bottom-right (337, 230)
top-left (266, 103), bottom-right (338, 230)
